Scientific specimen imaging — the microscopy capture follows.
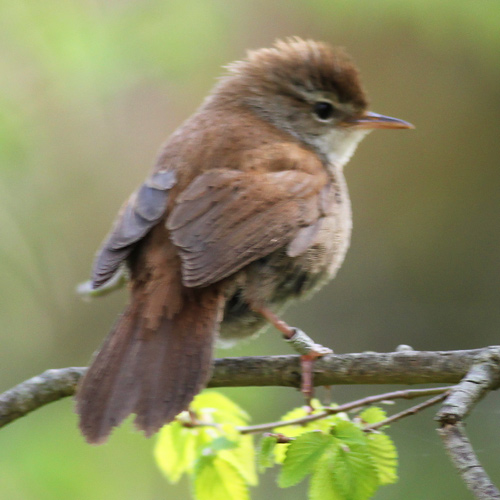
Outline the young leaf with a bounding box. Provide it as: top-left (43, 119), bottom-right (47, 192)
top-left (258, 435), bottom-right (278, 472)
top-left (366, 432), bottom-right (398, 485)
top-left (333, 421), bottom-right (380, 499)
top-left (275, 399), bottom-right (325, 436)
top-left (334, 445), bottom-right (379, 500)
top-left (359, 407), bottom-right (387, 425)
top-left (155, 391), bottom-right (257, 498)
top-left (310, 443), bottom-right (379, 500)
top-left (205, 436), bottom-right (238, 453)
top-left (309, 449), bottom-right (342, 500)
top-left (273, 400), bottom-right (328, 463)
top-left (219, 434), bottom-right (257, 486)
top-left (332, 420), bottom-right (368, 447)
top-left (192, 391), bottom-right (250, 426)
top-left (154, 421), bottom-right (196, 483)
top-left (278, 432), bottom-right (334, 488)
top-left (191, 424), bottom-right (218, 459)
top-left (194, 455), bottom-right (249, 500)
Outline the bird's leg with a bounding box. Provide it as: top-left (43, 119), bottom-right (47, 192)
top-left (252, 305), bottom-right (333, 402)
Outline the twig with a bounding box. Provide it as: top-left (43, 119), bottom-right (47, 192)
top-left (240, 386), bottom-right (451, 435)
top-left (365, 392), bottom-right (449, 432)
top-left (263, 433), bottom-right (292, 444)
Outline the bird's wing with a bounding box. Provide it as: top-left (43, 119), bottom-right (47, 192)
top-left (167, 149), bottom-right (330, 288)
top-left (92, 169), bottom-right (177, 288)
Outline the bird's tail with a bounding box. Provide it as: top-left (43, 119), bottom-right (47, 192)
top-left (75, 288), bottom-right (224, 444)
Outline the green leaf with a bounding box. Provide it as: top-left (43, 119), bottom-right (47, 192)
top-left (309, 449), bottom-right (343, 500)
top-left (309, 421), bottom-right (381, 500)
top-left (273, 400), bottom-right (329, 463)
top-left (204, 436), bottom-right (238, 453)
top-left (192, 391), bottom-right (250, 426)
top-left (332, 420), bottom-right (368, 447)
top-left (275, 399), bottom-right (324, 435)
top-left (219, 434), bottom-right (257, 486)
top-left (154, 421), bottom-right (196, 483)
top-left (359, 407), bottom-right (387, 425)
top-left (154, 391), bottom-right (255, 495)
top-left (366, 432), bottom-right (398, 485)
top-left (258, 435), bottom-right (278, 472)
top-left (310, 443), bottom-right (379, 500)
top-left (333, 421), bottom-right (379, 499)
top-left (194, 455), bottom-right (249, 500)
top-left (333, 446), bottom-right (379, 500)
top-left (278, 432), bottom-right (334, 488)
top-left (323, 411), bottom-right (351, 428)
top-left (192, 424), bottom-right (218, 456)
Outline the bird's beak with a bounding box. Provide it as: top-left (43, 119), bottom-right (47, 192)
top-left (342, 111), bottom-right (414, 130)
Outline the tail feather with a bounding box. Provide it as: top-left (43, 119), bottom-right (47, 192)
top-left (76, 289), bottom-right (223, 444)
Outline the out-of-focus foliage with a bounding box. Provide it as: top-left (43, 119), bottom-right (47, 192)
top-left (155, 391), bottom-right (256, 500)
top-left (1, 1), bottom-right (499, 499)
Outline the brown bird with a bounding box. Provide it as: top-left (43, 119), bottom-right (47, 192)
top-left (76, 38), bottom-right (412, 444)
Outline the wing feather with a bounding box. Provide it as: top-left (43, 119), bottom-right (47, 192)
top-left (92, 169), bottom-right (176, 288)
top-left (167, 160), bottom-right (328, 288)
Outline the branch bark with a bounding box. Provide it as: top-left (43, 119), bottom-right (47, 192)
top-left (439, 423), bottom-right (500, 500)
top-left (0, 347), bottom-right (497, 429)
top-left (436, 347), bottom-right (500, 500)
top-left (0, 367), bottom-right (84, 428)
top-left (210, 347), bottom-right (488, 387)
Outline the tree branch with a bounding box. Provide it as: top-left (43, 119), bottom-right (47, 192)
top-left (437, 347), bottom-right (500, 423)
top-left (439, 423), bottom-right (500, 500)
top-left (0, 367), bottom-right (84, 428)
top-left (209, 347), bottom-right (490, 388)
top-left (1, 347), bottom-right (498, 430)
top-left (436, 347), bottom-right (500, 500)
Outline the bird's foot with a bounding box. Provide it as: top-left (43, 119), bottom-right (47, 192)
top-left (252, 305), bottom-right (333, 402)
top-left (286, 328), bottom-right (333, 402)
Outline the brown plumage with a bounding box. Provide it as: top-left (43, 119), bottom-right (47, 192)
top-left (76, 38), bottom-right (412, 443)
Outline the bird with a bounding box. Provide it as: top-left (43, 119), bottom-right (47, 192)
top-left (76, 38), bottom-right (413, 444)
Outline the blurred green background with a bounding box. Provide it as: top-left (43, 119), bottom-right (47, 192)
top-left (1, 1), bottom-right (499, 498)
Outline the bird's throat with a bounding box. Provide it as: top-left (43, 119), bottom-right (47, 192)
top-left (313, 128), bottom-right (371, 170)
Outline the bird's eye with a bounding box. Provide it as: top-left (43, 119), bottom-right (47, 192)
top-left (312, 101), bottom-right (335, 122)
